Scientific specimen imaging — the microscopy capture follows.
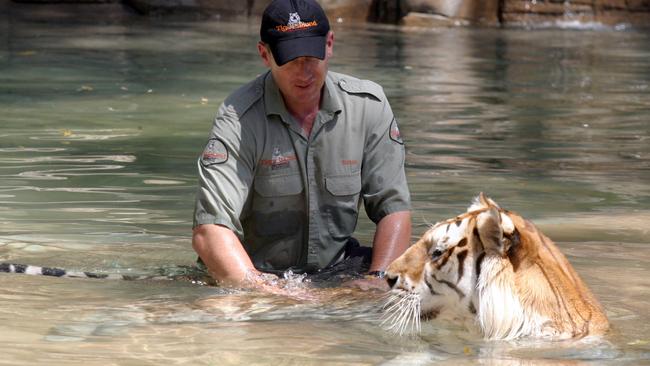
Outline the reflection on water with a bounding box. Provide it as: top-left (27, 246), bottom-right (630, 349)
top-left (1, 6), bottom-right (650, 365)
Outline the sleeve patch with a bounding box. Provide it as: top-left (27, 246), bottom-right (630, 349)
top-left (201, 138), bottom-right (229, 166)
top-left (389, 118), bottom-right (404, 145)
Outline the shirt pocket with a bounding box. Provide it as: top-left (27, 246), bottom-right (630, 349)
top-left (254, 173), bottom-right (303, 197)
top-left (251, 172), bottom-right (304, 237)
top-left (324, 171), bottom-right (361, 239)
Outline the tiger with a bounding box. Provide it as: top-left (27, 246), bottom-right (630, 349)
top-left (382, 193), bottom-right (609, 340)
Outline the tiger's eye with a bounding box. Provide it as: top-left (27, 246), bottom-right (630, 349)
top-left (432, 249), bottom-right (443, 259)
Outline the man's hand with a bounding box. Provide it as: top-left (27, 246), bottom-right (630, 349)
top-left (342, 276), bottom-right (389, 291)
top-left (242, 270), bottom-right (323, 301)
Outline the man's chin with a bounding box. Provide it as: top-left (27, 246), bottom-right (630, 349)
top-left (290, 86), bottom-right (318, 99)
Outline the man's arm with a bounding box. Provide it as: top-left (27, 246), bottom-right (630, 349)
top-left (193, 225), bottom-right (317, 299)
top-left (192, 224), bottom-right (259, 285)
top-left (369, 210), bottom-right (411, 273)
top-left (342, 210), bottom-right (411, 290)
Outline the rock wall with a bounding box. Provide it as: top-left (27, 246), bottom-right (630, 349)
top-left (399, 0), bottom-right (500, 26)
top-left (501, 0), bottom-right (650, 26)
top-left (126, 0), bottom-right (375, 23)
top-left (8, 0), bottom-right (650, 27)
top-left (397, 0), bottom-right (650, 27)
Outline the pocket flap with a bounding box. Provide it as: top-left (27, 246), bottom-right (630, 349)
top-left (325, 173), bottom-right (361, 196)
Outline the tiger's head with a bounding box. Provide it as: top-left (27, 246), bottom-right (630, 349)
top-left (383, 193), bottom-right (608, 340)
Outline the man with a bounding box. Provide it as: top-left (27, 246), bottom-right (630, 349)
top-left (192, 0), bottom-right (411, 289)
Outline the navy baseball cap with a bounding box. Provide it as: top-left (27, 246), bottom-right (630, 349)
top-left (260, 0), bottom-right (330, 66)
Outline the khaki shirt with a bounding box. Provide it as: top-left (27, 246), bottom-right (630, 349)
top-left (194, 70), bottom-right (410, 272)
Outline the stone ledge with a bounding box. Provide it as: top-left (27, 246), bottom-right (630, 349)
top-left (401, 11), bottom-right (469, 27)
top-left (126, 0), bottom-right (373, 21)
top-left (502, 8), bottom-right (650, 26)
top-left (7, 0), bottom-right (650, 28)
top-left (504, 1), bottom-right (593, 16)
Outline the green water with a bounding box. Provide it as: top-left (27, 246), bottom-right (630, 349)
top-left (1, 6), bottom-right (650, 365)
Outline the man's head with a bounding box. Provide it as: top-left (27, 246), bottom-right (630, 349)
top-left (260, 0), bottom-right (331, 66)
top-left (258, 0), bottom-right (334, 107)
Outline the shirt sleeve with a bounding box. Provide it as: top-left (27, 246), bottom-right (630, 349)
top-left (193, 101), bottom-right (256, 239)
top-left (361, 87), bottom-right (411, 224)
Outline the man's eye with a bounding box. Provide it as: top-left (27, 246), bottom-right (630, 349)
top-left (431, 249), bottom-right (443, 259)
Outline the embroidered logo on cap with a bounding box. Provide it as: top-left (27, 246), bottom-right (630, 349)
top-left (275, 12), bottom-right (318, 32)
top-left (201, 138), bottom-right (228, 166)
top-left (288, 12), bottom-right (301, 25)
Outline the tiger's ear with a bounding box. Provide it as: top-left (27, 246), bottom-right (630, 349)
top-left (478, 192), bottom-right (490, 207)
top-left (477, 206), bottom-right (505, 257)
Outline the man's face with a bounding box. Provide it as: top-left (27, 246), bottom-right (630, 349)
top-left (258, 32), bottom-right (334, 106)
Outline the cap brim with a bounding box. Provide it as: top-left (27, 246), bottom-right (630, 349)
top-left (270, 35), bottom-right (327, 66)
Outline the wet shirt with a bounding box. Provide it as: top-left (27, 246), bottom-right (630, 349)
top-left (194, 70), bottom-right (410, 272)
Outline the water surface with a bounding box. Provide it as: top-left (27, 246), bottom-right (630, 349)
top-left (1, 8), bottom-right (649, 365)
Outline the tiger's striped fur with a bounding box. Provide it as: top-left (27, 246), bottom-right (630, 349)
top-left (383, 193), bottom-right (609, 340)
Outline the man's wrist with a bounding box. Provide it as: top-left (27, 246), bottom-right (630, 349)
top-left (366, 270), bottom-right (385, 279)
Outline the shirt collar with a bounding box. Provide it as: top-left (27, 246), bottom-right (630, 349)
top-left (321, 72), bottom-right (343, 116)
top-left (263, 71), bottom-right (291, 123)
top-left (263, 71), bottom-right (342, 123)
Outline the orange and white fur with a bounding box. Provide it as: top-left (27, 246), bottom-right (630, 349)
top-left (383, 193), bottom-right (608, 340)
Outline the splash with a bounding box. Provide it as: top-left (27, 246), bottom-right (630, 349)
top-left (281, 269), bottom-right (310, 290)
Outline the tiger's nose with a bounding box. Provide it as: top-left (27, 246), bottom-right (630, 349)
top-left (385, 274), bottom-right (398, 289)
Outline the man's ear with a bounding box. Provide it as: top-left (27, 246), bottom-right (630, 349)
top-left (325, 31), bottom-right (334, 59)
top-left (258, 42), bottom-right (273, 68)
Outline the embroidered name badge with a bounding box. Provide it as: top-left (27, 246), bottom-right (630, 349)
top-left (261, 146), bottom-right (296, 170)
top-left (389, 117), bottom-right (404, 145)
top-left (201, 138), bottom-right (228, 166)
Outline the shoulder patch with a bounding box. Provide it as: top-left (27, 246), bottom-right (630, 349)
top-left (338, 78), bottom-right (383, 102)
top-left (201, 138), bottom-right (229, 166)
top-left (389, 117), bottom-right (404, 145)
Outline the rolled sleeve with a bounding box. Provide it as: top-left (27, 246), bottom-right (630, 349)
top-left (361, 95), bottom-right (411, 224)
top-left (193, 102), bottom-right (255, 239)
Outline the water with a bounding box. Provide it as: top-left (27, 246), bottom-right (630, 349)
top-left (1, 5), bottom-right (650, 365)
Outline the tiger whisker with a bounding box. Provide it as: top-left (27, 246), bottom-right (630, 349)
top-left (412, 295), bottom-right (422, 334)
top-left (380, 299), bottom-right (410, 328)
top-left (387, 308), bottom-right (411, 334)
top-left (402, 293), bottom-right (420, 335)
top-left (380, 292), bottom-right (422, 336)
top-left (380, 304), bottom-right (408, 328)
top-left (415, 298), bottom-right (421, 333)
top-left (381, 291), bottom-right (402, 304)
top-left (381, 293), bottom-right (410, 313)
top-left (405, 294), bottom-right (420, 335)
top-left (396, 296), bottom-right (417, 336)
